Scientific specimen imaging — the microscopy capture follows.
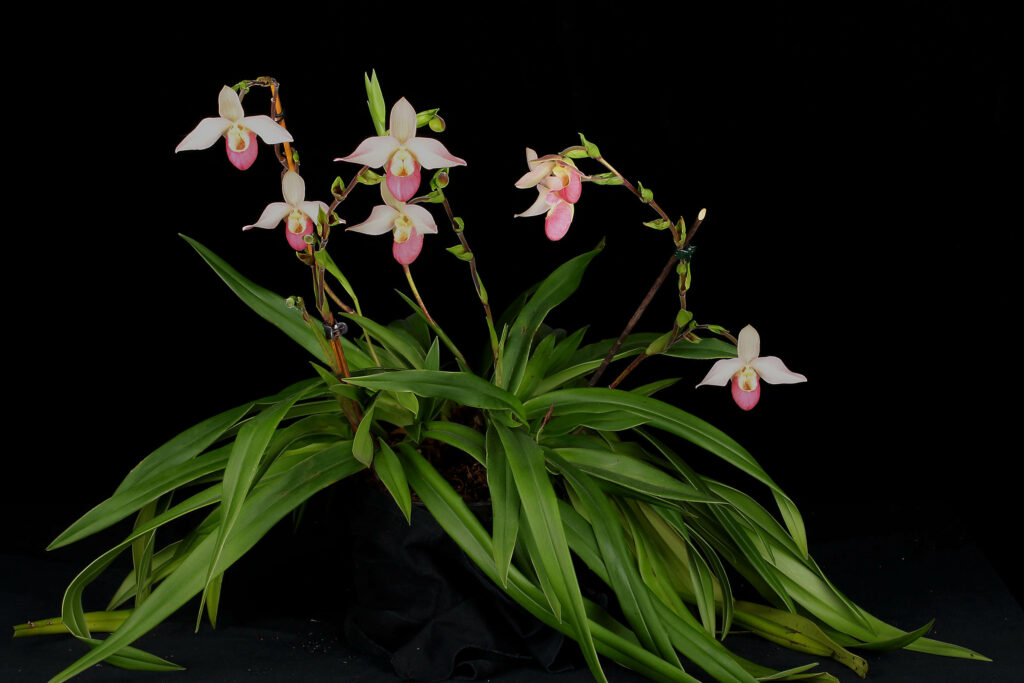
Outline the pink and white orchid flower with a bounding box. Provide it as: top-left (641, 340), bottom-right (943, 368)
top-left (335, 97), bottom-right (466, 202)
top-left (243, 170), bottom-right (333, 251)
top-left (346, 184), bottom-right (438, 265)
top-left (514, 148), bottom-right (584, 241)
top-left (175, 86), bottom-right (293, 170)
top-left (697, 325), bottom-right (807, 410)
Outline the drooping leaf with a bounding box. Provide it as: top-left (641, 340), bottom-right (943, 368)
top-left (502, 247), bottom-right (602, 394)
top-left (374, 441), bottom-right (411, 523)
top-left (346, 370), bottom-right (526, 422)
top-left (182, 235), bottom-right (330, 364)
top-left (50, 443), bottom-right (364, 683)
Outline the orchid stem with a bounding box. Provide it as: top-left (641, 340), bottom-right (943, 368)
top-left (583, 151), bottom-right (680, 244)
top-left (263, 78), bottom-right (355, 387)
top-left (403, 264), bottom-right (436, 326)
top-left (440, 194), bottom-right (501, 379)
top-left (608, 353), bottom-right (648, 390)
top-left (589, 253), bottom-right (677, 387)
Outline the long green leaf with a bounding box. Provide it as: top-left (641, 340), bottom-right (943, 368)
top-left (556, 486), bottom-right (758, 683)
top-left (485, 424), bottom-right (519, 588)
top-left (421, 421), bottom-right (485, 464)
top-left (182, 235), bottom-right (330, 364)
top-left (553, 447), bottom-right (722, 503)
top-left (346, 369), bottom-right (526, 421)
top-left (342, 312), bottom-right (424, 368)
top-left (50, 404), bottom-right (250, 550)
top-left (493, 423), bottom-right (604, 679)
top-left (197, 381), bottom-right (315, 627)
top-left (555, 458), bottom-right (681, 668)
top-left (502, 247), bottom-right (602, 394)
top-left (51, 445), bottom-right (232, 551)
top-left (374, 441), bottom-right (411, 523)
top-left (50, 443), bottom-right (363, 683)
top-left (526, 387), bottom-right (806, 547)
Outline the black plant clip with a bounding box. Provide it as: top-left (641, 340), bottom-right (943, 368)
top-left (675, 245), bottom-right (697, 263)
top-left (323, 321), bottom-right (349, 340)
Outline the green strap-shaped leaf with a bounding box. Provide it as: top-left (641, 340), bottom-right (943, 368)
top-left (352, 400), bottom-right (376, 467)
top-left (114, 401), bottom-right (252, 495)
top-left (556, 486), bottom-right (758, 683)
top-left (554, 457), bottom-right (681, 669)
top-left (485, 424), bottom-right (519, 588)
top-left (342, 312), bottom-right (424, 368)
top-left (502, 247), bottom-right (602, 394)
top-left (182, 235), bottom-right (330, 364)
top-left (374, 441), bottom-right (411, 523)
top-left (526, 387), bottom-right (806, 548)
top-left (50, 445), bottom-right (231, 551)
top-left (553, 447), bottom-right (722, 503)
top-left (346, 370), bottom-right (526, 421)
top-left (197, 381), bottom-right (315, 626)
top-left (421, 421), bottom-right (486, 465)
top-left (50, 443), bottom-right (364, 683)
top-left (492, 423), bottom-right (603, 678)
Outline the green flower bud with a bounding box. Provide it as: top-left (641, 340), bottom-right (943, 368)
top-left (416, 108), bottom-right (440, 128)
top-left (428, 115), bottom-right (446, 132)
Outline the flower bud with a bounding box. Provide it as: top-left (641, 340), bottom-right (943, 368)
top-left (428, 115), bottom-right (446, 132)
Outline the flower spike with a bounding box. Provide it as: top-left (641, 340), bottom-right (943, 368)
top-left (697, 325), bottom-right (807, 410)
top-left (243, 171), bottom-right (334, 250)
top-left (346, 183), bottom-right (438, 265)
top-left (336, 97), bottom-right (466, 201)
top-left (175, 86), bottom-right (293, 170)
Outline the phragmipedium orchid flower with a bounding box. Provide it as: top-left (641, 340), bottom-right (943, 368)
top-left (697, 325), bottom-right (807, 410)
top-left (243, 170), bottom-right (333, 251)
top-left (175, 86), bottom-right (293, 170)
top-left (346, 183), bottom-right (438, 265)
top-left (336, 97), bottom-right (466, 202)
top-left (514, 148), bottom-right (584, 240)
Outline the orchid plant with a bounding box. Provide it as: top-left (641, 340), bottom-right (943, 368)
top-left (14, 72), bottom-right (989, 683)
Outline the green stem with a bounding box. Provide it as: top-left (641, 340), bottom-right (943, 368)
top-left (13, 611), bottom-right (132, 638)
top-left (440, 194), bottom-right (501, 380)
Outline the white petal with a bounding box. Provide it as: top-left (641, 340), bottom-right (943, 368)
top-left (217, 85), bottom-right (245, 121)
top-left (751, 357), bottom-right (807, 384)
top-left (404, 204), bottom-right (438, 235)
top-left (281, 170), bottom-right (306, 205)
top-left (695, 358), bottom-right (744, 387)
top-left (380, 182), bottom-right (405, 212)
top-left (390, 97), bottom-right (417, 143)
top-left (336, 135), bottom-right (400, 167)
top-left (346, 204), bottom-right (399, 235)
top-left (243, 202), bottom-right (291, 230)
top-left (300, 201), bottom-right (333, 224)
top-left (514, 187), bottom-right (550, 218)
top-left (404, 137), bottom-right (467, 169)
top-left (525, 147), bottom-right (538, 163)
top-left (515, 162), bottom-right (554, 188)
top-left (737, 325), bottom-right (760, 364)
top-left (175, 117), bottom-right (231, 152)
top-left (240, 115), bottom-right (294, 144)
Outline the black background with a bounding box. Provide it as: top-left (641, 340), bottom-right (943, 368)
top-left (4, 3), bottom-right (1017, 677)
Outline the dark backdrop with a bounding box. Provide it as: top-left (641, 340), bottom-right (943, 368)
top-left (6, 0), bottom-right (1016, 647)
